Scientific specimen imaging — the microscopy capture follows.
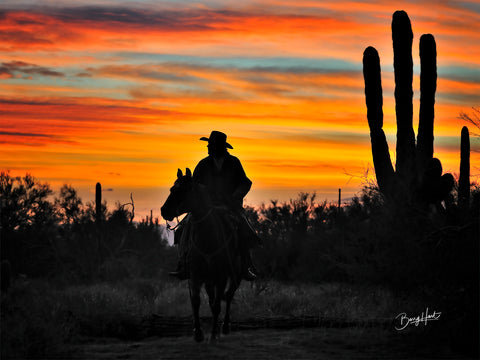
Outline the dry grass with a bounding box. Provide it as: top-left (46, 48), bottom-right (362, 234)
top-left (1, 277), bottom-right (410, 358)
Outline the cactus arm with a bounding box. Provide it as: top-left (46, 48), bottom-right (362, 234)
top-left (417, 34), bottom-right (437, 171)
top-left (392, 10), bottom-right (416, 180)
top-left (363, 46), bottom-right (395, 193)
top-left (459, 126), bottom-right (470, 206)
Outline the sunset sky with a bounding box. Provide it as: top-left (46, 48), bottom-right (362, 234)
top-left (1, 0), bottom-right (479, 220)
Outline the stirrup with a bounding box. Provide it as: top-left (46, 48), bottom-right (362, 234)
top-left (242, 267), bottom-right (257, 281)
top-left (168, 270), bottom-right (188, 280)
top-left (168, 267), bottom-right (188, 280)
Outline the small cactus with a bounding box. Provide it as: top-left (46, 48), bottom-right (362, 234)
top-left (95, 182), bottom-right (102, 224)
top-left (95, 182), bottom-right (103, 263)
top-left (363, 10), bottom-right (453, 204)
top-left (459, 126), bottom-right (470, 208)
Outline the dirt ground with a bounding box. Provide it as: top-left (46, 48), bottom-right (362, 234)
top-left (69, 327), bottom-right (474, 360)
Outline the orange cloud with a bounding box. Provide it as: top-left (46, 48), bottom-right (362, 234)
top-left (1, 2), bottom-right (478, 220)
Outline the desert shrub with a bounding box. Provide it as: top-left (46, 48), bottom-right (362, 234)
top-left (0, 172), bottom-right (170, 283)
top-left (247, 184), bottom-right (477, 294)
top-left (2, 172), bottom-right (476, 295)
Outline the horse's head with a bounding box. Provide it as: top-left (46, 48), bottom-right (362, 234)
top-left (161, 168), bottom-right (194, 221)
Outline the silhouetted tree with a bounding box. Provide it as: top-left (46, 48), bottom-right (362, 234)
top-left (0, 172), bottom-right (57, 275)
top-left (55, 184), bottom-right (83, 225)
top-left (459, 106), bottom-right (480, 137)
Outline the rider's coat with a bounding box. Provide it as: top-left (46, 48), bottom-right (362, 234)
top-left (193, 153), bottom-right (252, 211)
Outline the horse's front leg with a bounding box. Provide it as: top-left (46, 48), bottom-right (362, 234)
top-left (205, 282), bottom-right (218, 341)
top-left (222, 278), bottom-right (241, 335)
top-left (189, 279), bottom-right (204, 342)
top-left (209, 281), bottom-right (226, 342)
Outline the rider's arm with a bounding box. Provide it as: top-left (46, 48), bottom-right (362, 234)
top-left (231, 157), bottom-right (252, 203)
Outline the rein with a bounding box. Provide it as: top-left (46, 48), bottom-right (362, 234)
top-left (189, 208), bottom-right (236, 268)
top-left (191, 208), bottom-right (214, 225)
top-left (165, 207), bottom-right (213, 233)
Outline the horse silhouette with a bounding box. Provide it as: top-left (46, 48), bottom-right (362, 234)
top-left (161, 168), bottom-right (242, 342)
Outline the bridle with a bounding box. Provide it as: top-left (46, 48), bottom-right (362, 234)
top-left (165, 216), bottom-right (182, 232)
top-left (165, 182), bottom-right (213, 232)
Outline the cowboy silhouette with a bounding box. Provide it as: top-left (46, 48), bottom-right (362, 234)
top-left (169, 131), bottom-right (259, 281)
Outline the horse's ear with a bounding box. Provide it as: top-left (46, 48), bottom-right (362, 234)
top-left (186, 168), bottom-right (192, 178)
top-left (177, 168), bottom-right (183, 178)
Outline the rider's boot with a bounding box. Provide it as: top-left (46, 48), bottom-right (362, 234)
top-left (236, 217), bottom-right (258, 281)
top-left (241, 251), bottom-right (257, 281)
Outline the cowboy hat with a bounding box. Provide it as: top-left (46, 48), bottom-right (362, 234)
top-left (199, 130), bottom-right (233, 149)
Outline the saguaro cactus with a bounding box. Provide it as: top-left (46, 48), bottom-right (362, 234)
top-left (363, 10), bottom-right (453, 204)
top-left (95, 182), bottom-right (103, 262)
top-left (95, 182), bottom-right (102, 224)
top-left (459, 126), bottom-right (470, 207)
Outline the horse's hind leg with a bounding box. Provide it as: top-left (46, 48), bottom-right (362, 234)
top-left (189, 280), bottom-right (204, 342)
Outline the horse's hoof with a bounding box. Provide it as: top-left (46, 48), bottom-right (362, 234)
top-left (193, 328), bottom-right (204, 342)
top-left (222, 323), bottom-right (231, 335)
top-left (210, 333), bottom-right (219, 343)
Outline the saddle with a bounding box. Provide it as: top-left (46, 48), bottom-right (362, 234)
top-left (174, 208), bottom-right (260, 250)
top-left (174, 209), bottom-right (238, 247)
